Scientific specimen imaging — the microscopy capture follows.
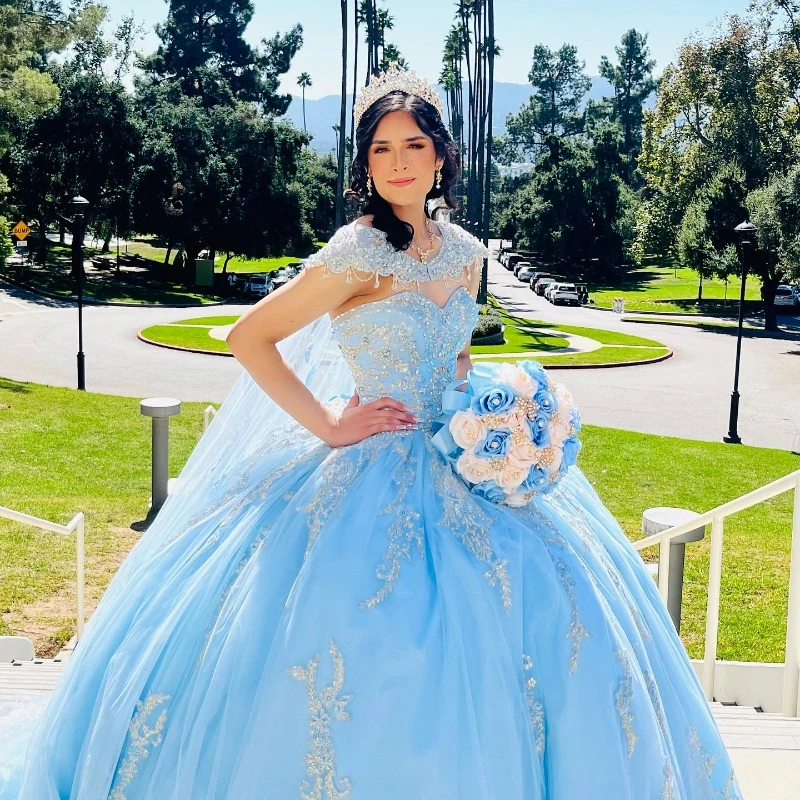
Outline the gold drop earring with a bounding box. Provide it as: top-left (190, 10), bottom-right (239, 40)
top-left (366, 171), bottom-right (373, 197)
top-left (435, 166), bottom-right (442, 190)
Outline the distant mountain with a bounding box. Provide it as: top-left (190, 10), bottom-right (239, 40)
top-left (282, 77), bottom-right (633, 156)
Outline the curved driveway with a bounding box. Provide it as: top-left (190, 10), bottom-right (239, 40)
top-left (1, 258), bottom-right (799, 450)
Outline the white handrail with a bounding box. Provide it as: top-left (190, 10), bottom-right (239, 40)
top-left (0, 507), bottom-right (85, 641)
top-left (633, 469), bottom-right (800, 717)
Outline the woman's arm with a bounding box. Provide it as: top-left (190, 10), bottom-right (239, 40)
top-left (226, 263), bottom-right (416, 446)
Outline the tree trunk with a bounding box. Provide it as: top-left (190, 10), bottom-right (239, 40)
top-left (38, 219), bottom-right (48, 266)
top-left (336, 0), bottom-right (348, 227)
top-left (480, 0), bottom-right (495, 305)
top-left (350, 3), bottom-right (359, 172)
top-left (59, 219), bottom-right (65, 245)
top-left (697, 273), bottom-right (703, 302)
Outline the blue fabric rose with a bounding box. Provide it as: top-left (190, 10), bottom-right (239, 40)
top-left (518, 360), bottom-right (548, 389)
top-left (471, 480), bottom-right (507, 503)
top-left (534, 388), bottom-right (556, 418)
top-left (471, 384), bottom-right (516, 416)
top-left (562, 437), bottom-right (582, 467)
top-left (528, 413), bottom-right (551, 448)
top-left (521, 466), bottom-right (549, 492)
top-left (476, 429), bottom-right (511, 459)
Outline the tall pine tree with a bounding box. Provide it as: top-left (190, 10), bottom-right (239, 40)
top-left (140, 0), bottom-right (302, 111)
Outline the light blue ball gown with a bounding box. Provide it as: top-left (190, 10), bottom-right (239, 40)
top-left (1, 220), bottom-right (742, 799)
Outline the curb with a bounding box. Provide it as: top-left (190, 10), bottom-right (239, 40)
top-left (519, 348), bottom-right (674, 370)
top-left (0, 275), bottom-right (230, 308)
top-left (136, 331), bottom-right (234, 357)
top-left (622, 317), bottom-right (800, 341)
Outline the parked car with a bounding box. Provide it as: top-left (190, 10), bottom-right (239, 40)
top-left (506, 254), bottom-right (526, 271)
top-left (514, 261), bottom-right (533, 278)
top-left (774, 284), bottom-right (799, 307)
top-left (517, 266), bottom-right (536, 283)
top-left (244, 274), bottom-right (274, 297)
top-left (528, 271), bottom-right (552, 289)
top-left (549, 282), bottom-right (581, 306)
top-left (534, 276), bottom-right (556, 296)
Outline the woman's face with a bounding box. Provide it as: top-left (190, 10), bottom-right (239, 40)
top-left (366, 110), bottom-right (443, 209)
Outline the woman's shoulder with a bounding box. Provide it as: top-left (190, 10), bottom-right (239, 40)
top-left (303, 217), bottom-right (386, 279)
top-left (438, 220), bottom-right (490, 261)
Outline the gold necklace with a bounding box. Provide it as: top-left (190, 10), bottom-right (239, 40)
top-left (408, 220), bottom-right (437, 264)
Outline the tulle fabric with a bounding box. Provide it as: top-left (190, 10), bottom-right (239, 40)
top-left (3, 426), bottom-right (740, 798)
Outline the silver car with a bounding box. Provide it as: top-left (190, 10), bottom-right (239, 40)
top-left (774, 284), bottom-right (799, 307)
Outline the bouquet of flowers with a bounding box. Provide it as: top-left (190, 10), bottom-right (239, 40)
top-left (431, 360), bottom-right (581, 507)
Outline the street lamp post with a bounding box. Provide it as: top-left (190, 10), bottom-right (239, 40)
top-left (71, 196), bottom-right (89, 391)
top-left (723, 221), bottom-right (758, 444)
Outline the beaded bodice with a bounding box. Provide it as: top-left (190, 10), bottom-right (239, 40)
top-left (331, 287), bottom-right (479, 423)
top-left (306, 219), bottom-right (488, 423)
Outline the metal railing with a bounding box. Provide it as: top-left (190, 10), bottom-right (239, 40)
top-left (634, 469), bottom-right (800, 717)
top-left (0, 506), bottom-right (85, 641)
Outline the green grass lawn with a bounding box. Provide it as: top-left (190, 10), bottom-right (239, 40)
top-left (587, 259), bottom-right (765, 315)
top-left (140, 323), bottom-right (231, 353)
top-left (1, 378), bottom-right (797, 663)
top-left (7, 261), bottom-right (226, 306)
top-left (139, 300), bottom-right (671, 366)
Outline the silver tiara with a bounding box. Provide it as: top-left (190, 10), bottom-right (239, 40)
top-left (354, 63), bottom-right (444, 126)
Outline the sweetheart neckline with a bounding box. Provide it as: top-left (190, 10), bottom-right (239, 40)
top-left (330, 284), bottom-right (473, 323)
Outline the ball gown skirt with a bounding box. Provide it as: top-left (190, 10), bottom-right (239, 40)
top-left (0, 285), bottom-right (743, 799)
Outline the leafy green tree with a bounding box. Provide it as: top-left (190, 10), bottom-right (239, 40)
top-left (503, 44), bottom-right (591, 161)
top-left (677, 166), bottom-right (747, 300)
top-left (747, 164), bottom-right (800, 329)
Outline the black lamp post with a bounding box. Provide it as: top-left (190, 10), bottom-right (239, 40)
top-left (71, 196), bottom-right (89, 391)
top-left (723, 220), bottom-right (758, 444)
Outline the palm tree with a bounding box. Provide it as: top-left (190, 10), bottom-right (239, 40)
top-left (336, 0), bottom-right (348, 226)
top-left (350, 0), bottom-right (362, 178)
top-left (297, 72), bottom-right (312, 136)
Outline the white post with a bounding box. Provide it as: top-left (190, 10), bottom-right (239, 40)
top-left (203, 405), bottom-right (217, 432)
top-left (703, 515), bottom-right (725, 701)
top-left (782, 477), bottom-right (800, 716)
top-left (76, 513), bottom-right (85, 641)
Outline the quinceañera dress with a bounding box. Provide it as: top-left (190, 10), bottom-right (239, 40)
top-left (1, 220), bottom-right (742, 800)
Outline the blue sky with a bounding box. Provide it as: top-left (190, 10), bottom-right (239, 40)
top-left (108, 0), bottom-right (750, 98)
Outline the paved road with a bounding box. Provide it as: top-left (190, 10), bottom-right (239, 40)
top-left (1, 255), bottom-right (799, 450)
top-left (488, 258), bottom-right (800, 451)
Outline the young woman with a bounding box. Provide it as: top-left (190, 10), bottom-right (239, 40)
top-left (4, 66), bottom-right (742, 799)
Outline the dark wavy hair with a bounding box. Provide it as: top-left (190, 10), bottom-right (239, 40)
top-left (345, 90), bottom-right (460, 251)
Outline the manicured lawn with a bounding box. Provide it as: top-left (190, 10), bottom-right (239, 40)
top-left (479, 346), bottom-right (670, 367)
top-left (0, 378), bottom-right (213, 655)
top-left (587, 259), bottom-right (764, 315)
top-left (1, 378), bottom-right (796, 664)
top-left (139, 324), bottom-right (231, 353)
top-left (7, 262), bottom-right (225, 306)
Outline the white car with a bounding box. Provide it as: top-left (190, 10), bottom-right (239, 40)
top-left (549, 283), bottom-right (581, 306)
top-left (244, 274), bottom-right (274, 297)
top-left (517, 266), bottom-right (536, 283)
top-left (774, 284), bottom-right (799, 307)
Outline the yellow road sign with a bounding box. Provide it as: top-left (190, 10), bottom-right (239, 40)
top-left (12, 221), bottom-right (30, 240)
